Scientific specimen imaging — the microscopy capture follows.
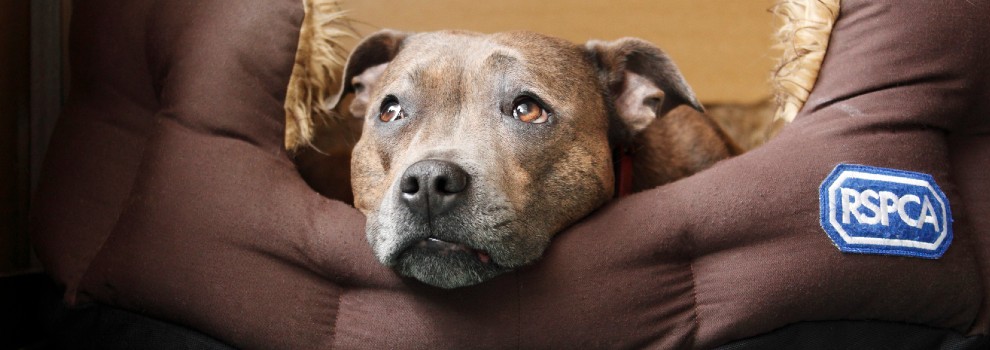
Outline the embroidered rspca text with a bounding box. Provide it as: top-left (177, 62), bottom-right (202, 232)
top-left (819, 164), bottom-right (952, 259)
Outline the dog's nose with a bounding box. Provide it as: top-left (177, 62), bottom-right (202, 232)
top-left (399, 159), bottom-right (469, 218)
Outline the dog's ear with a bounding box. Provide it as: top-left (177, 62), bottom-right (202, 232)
top-left (329, 29), bottom-right (409, 117)
top-left (584, 38), bottom-right (703, 138)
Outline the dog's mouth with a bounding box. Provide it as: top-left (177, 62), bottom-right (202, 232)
top-left (392, 235), bottom-right (509, 289)
top-left (416, 237), bottom-right (492, 265)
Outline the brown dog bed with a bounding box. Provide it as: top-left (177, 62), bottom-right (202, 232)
top-left (32, 0), bottom-right (989, 348)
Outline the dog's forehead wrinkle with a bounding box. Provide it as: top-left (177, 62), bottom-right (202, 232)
top-left (480, 49), bottom-right (521, 70)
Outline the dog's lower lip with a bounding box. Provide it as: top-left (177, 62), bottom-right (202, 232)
top-left (419, 237), bottom-right (491, 264)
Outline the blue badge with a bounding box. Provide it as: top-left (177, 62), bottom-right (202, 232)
top-left (819, 164), bottom-right (952, 259)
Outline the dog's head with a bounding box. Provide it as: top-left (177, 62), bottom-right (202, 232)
top-left (333, 30), bottom-right (702, 288)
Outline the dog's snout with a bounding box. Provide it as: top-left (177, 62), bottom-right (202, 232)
top-left (400, 159), bottom-right (469, 218)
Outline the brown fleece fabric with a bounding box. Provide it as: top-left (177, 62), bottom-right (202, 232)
top-left (32, 0), bottom-right (988, 349)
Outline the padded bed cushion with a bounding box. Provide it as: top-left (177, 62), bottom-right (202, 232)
top-left (32, 0), bottom-right (989, 348)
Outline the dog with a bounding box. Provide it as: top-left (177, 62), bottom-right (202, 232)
top-left (329, 29), bottom-right (737, 288)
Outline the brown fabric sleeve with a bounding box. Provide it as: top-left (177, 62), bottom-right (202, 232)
top-left (33, 0), bottom-right (989, 349)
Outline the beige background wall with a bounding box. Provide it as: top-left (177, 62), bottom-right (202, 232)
top-left (342, 0), bottom-right (778, 104)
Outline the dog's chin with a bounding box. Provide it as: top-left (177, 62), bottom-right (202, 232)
top-left (394, 238), bottom-right (511, 289)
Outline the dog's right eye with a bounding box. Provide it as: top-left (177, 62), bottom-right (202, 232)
top-left (379, 100), bottom-right (404, 122)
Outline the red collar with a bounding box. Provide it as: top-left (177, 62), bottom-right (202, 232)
top-left (615, 147), bottom-right (634, 198)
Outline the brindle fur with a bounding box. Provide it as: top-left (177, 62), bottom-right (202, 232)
top-left (331, 29), bottom-right (736, 288)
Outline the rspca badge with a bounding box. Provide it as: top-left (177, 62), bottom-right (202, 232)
top-left (819, 164), bottom-right (952, 259)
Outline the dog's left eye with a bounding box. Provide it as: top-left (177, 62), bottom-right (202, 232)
top-left (512, 97), bottom-right (549, 124)
top-left (379, 100), bottom-right (404, 122)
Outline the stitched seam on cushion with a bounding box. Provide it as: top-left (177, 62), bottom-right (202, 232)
top-left (688, 258), bottom-right (701, 350)
top-left (328, 288), bottom-right (343, 348)
top-left (159, 114), bottom-right (268, 151)
top-left (74, 167), bottom-right (147, 305)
